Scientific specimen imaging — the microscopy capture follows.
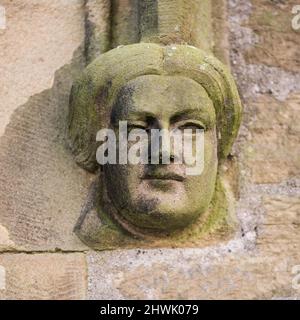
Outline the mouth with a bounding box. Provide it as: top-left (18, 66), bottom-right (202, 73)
top-left (142, 172), bottom-right (185, 182)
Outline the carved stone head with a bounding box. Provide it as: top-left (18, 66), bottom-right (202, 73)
top-left (68, 43), bottom-right (242, 249)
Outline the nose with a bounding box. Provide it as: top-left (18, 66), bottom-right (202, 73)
top-left (148, 122), bottom-right (176, 165)
top-left (158, 151), bottom-right (175, 164)
top-left (147, 147), bottom-right (176, 166)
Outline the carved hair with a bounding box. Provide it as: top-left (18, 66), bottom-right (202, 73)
top-left (68, 43), bottom-right (242, 172)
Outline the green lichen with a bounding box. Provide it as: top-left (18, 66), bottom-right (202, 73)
top-left (68, 43), bottom-right (242, 249)
top-left (67, 43), bottom-right (242, 171)
top-left (75, 174), bottom-right (236, 250)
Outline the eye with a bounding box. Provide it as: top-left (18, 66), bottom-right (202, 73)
top-left (128, 124), bottom-right (146, 130)
top-left (127, 122), bottom-right (148, 133)
top-left (177, 121), bottom-right (206, 133)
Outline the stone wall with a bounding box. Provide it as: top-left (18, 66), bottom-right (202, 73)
top-left (0, 0), bottom-right (299, 299)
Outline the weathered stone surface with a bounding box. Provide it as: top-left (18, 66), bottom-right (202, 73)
top-left (257, 196), bottom-right (300, 253)
top-left (212, 0), bottom-right (230, 65)
top-left (139, 0), bottom-right (213, 52)
top-left (0, 0), bottom-right (94, 251)
top-left (0, 225), bottom-right (15, 251)
top-left (87, 248), bottom-right (300, 300)
top-left (85, 0), bottom-right (111, 63)
top-left (0, 62), bottom-right (94, 251)
top-left (244, 93), bottom-right (300, 184)
top-left (0, 0), bottom-right (85, 136)
top-left (0, 253), bottom-right (87, 300)
top-left (111, 0), bottom-right (140, 48)
top-left (109, 0), bottom-right (217, 53)
top-left (87, 186), bottom-right (300, 300)
top-left (0, 0), bottom-right (299, 300)
top-left (244, 0), bottom-right (300, 73)
top-left (229, 0), bottom-right (300, 101)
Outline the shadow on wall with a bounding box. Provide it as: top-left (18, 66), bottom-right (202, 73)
top-left (0, 45), bottom-right (93, 252)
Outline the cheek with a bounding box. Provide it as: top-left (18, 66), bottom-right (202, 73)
top-left (104, 164), bottom-right (144, 197)
top-left (184, 130), bottom-right (218, 202)
top-left (104, 164), bottom-right (142, 211)
top-left (183, 129), bottom-right (217, 168)
top-left (203, 130), bottom-right (218, 187)
top-left (184, 166), bottom-right (217, 212)
top-left (204, 129), bottom-right (218, 168)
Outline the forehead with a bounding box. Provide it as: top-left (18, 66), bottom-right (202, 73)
top-left (112, 75), bottom-right (215, 120)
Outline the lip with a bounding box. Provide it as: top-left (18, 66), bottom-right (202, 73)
top-left (143, 172), bottom-right (185, 182)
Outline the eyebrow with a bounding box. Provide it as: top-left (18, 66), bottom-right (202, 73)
top-left (112, 107), bottom-right (215, 127)
top-left (170, 109), bottom-right (208, 123)
top-left (117, 110), bottom-right (157, 121)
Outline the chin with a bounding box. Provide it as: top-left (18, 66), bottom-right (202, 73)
top-left (127, 200), bottom-right (198, 231)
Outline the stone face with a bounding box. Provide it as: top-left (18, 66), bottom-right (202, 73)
top-left (0, 0), bottom-right (299, 300)
top-left (244, 94), bottom-right (300, 184)
top-left (67, 43), bottom-right (242, 249)
top-left (85, 1), bottom-right (300, 301)
top-left (0, 253), bottom-right (87, 300)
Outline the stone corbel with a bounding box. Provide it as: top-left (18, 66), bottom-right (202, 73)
top-left (68, 0), bottom-right (243, 250)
